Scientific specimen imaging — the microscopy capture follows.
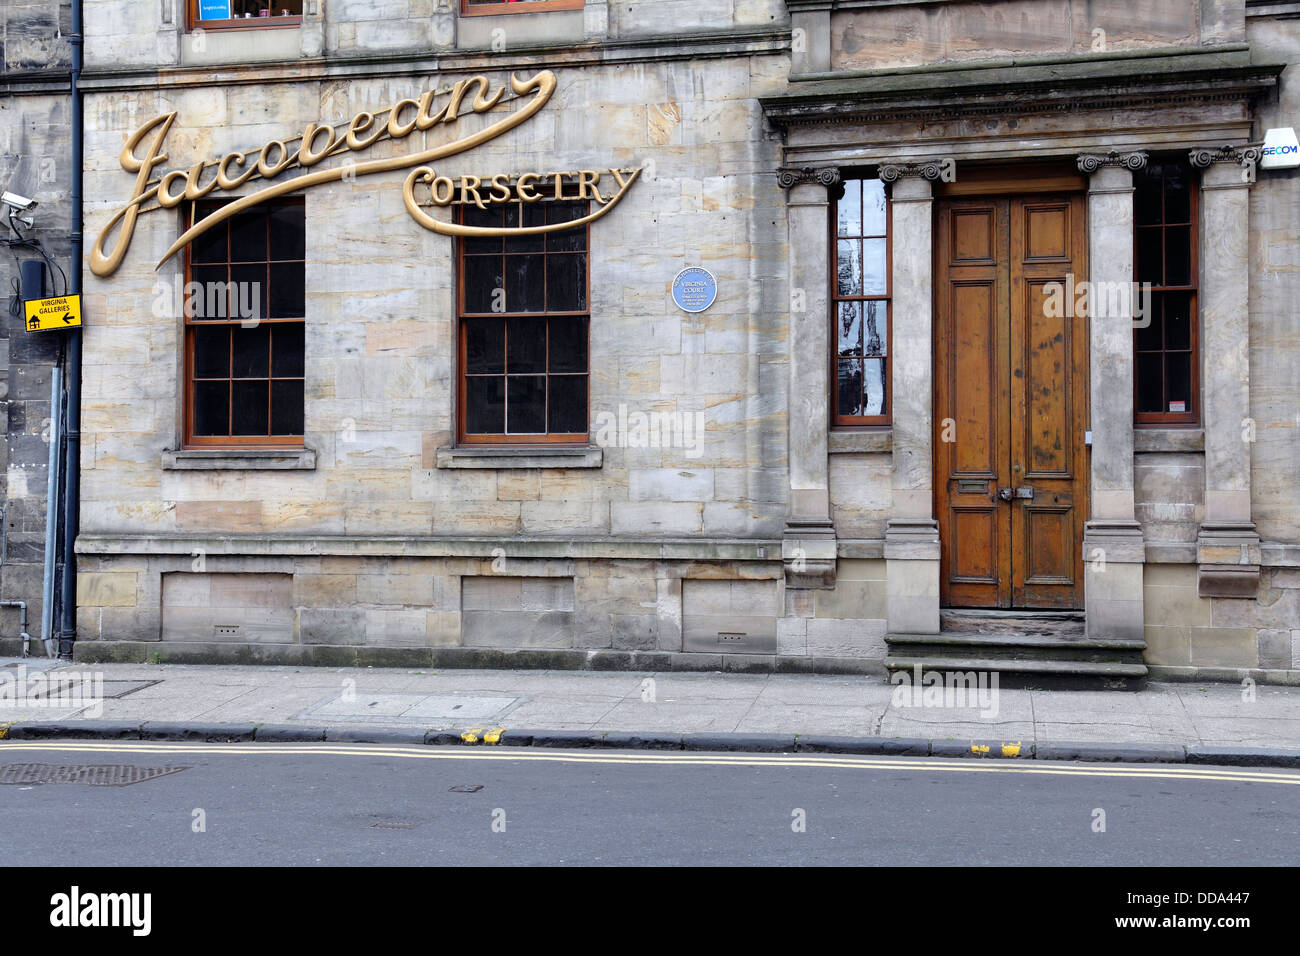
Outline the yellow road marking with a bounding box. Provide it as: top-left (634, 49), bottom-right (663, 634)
top-left (1, 740), bottom-right (1298, 786)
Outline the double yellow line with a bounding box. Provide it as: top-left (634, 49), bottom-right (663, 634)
top-left (3, 740), bottom-right (1299, 787)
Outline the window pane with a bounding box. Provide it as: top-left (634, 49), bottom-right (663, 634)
top-left (507, 316), bottom-right (546, 373)
top-left (1135, 169), bottom-right (1163, 226)
top-left (837, 179), bottom-right (861, 237)
top-left (463, 205), bottom-right (503, 255)
top-left (268, 262), bottom-right (305, 318)
top-left (863, 357), bottom-right (886, 417)
top-left (546, 253), bottom-right (586, 312)
top-left (1135, 294), bottom-right (1163, 352)
top-left (271, 380), bottom-right (304, 435)
top-left (836, 239), bottom-right (862, 296)
top-left (506, 375), bottom-right (546, 433)
top-left (862, 179), bottom-right (886, 236)
top-left (863, 300), bottom-right (887, 356)
top-left (548, 201), bottom-right (588, 251)
top-left (1136, 228), bottom-right (1163, 286)
top-left (190, 265), bottom-right (229, 319)
top-left (1164, 226), bottom-right (1191, 286)
top-left (230, 263), bottom-right (267, 321)
top-left (547, 375), bottom-right (587, 433)
top-left (837, 301), bottom-right (862, 357)
top-left (194, 326), bottom-right (230, 379)
top-left (465, 318), bottom-right (505, 375)
top-left (1136, 352), bottom-right (1164, 413)
top-left (1164, 166), bottom-right (1190, 224)
top-left (1165, 352), bottom-right (1191, 411)
top-left (271, 322), bottom-right (305, 377)
top-left (193, 381), bottom-right (229, 436)
top-left (268, 205), bottom-right (305, 260)
top-left (465, 376), bottom-right (505, 434)
top-left (232, 325), bottom-right (270, 378)
top-left (464, 256), bottom-right (502, 314)
top-left (231, 380), bottom-right (269, 435)
top-left (548, 317), bottom-right (587, 373)
top-left (837, 358), bottom-right (863, 417)
top-left (509, 202), bottom-right (545, 253)
top-left (192, 223), bottom-right (227, 264)
top-left (1164, 292), bottom-right (1192, 351)
top-left (229, 210), bottom-right (267, 262)
top-left (862, 237), bottom-right (887, 295)
top-left (504, 254), bottom-right (545, 313)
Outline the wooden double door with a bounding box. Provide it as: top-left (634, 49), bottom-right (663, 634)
top-left (934, 192), bottom-right (1089, 610)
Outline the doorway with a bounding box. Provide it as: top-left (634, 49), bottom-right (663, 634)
top-left (933, 190), bottom-right (1089, 609)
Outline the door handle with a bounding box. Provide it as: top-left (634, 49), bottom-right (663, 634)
top-left (998, 486), bottom-right (1035, 501)
top-left (998, 487), bottom-right (1014, 501)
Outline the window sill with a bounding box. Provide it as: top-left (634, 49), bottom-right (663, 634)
top-left (829, 429), bottom-right (892, 454)
top-left (163, 448), bottom-right (316, 471)
top-left (435, 445), bottom-right (603, 469)
top-left (1133, 428), bottom-right (1204, 453)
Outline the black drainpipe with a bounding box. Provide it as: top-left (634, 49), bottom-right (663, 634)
top-left (57, 0), bottom-right (83, 659)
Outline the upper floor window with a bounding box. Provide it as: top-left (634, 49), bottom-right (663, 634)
top-left (185, 199), bottom-right (306, 447)
top-left (461, 0), bottom-right (584, 15)
top-left (1134, 161), bottom-right (1198, 425)
top-left (458, 199), bottom-right (590, 444)
top-left (832, 177), bottom-right (890, 426)
top-left (190, 0), bottom-right (302, 30)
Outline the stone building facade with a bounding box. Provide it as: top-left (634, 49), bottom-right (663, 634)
top-left (0, 0), bottom-right (72, 656)
top-left (71, 0), bottom-right (1299, 683)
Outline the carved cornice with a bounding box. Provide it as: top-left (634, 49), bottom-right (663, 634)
top-left (878, 160), bottom-right (946, 182)
top-left (1188, 143), bottom-right (1262, 168)
top-left (777, 166), bottom-right (841, 189)
top-left (1076, 149), bottom-right (1149, 173)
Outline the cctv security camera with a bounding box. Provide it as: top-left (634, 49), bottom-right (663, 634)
top-left (2, 192), bottom-right (38, 212)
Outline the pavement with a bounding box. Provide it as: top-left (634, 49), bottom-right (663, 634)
top-left (3, 657), bottom-right (1300, 766)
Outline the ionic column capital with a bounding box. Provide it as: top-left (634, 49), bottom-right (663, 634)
top-left (878, 159), bottom-right (950, 182)
top-left (1076, 149), bottom-right (1149, 174)
top-left (777, 166), bottom-right (841, 191)
top-left (1189, 143), bottom-right (1262, 169)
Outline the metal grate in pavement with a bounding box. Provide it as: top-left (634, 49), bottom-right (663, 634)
top-left (0, 763), bottom-right (190, 787)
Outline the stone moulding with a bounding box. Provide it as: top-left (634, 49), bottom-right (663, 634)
top-left (1076, 149), bottom-right (1149, 173)
top-left (1188, 143), bottom-right (1263, 168)
top-left (777, 166), bottom-right (841, 189)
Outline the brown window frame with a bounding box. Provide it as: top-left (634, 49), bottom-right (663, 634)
top-left (461, 0), bottom-right (583, 16)
top-left (1133, 161), bottom-right (1200, 427)
top-left (183, 198), bottom-right (306, 449)
top-left (831, 175), bottom-right (892, 428)
top-left (186, 0), bottom-right (302, 32)
top-left (456, 198), bottom-right (591, 446)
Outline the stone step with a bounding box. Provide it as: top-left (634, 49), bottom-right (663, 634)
top-left (884, 654), bottom-right (1148, 690)
top-left (938, 609), bottom-right (1085, 637)
top-left (886, 630), bottom-right (1146, 663)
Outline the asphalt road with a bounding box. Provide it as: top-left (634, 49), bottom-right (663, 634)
top-left (2, 741), bottom-right (1298, 866)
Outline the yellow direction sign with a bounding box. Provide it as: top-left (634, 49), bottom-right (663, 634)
top-left (24, 294), bottom-right (82, 333)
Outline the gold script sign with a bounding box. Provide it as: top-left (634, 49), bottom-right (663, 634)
top-left (90, 69), bottom-right (642, 277)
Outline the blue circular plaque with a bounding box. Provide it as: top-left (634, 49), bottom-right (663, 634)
top-left (671, 267), bottom-right (718, 313)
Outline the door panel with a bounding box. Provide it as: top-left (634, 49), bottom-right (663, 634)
top-left (935, 193), bottom-right (1088, 609)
